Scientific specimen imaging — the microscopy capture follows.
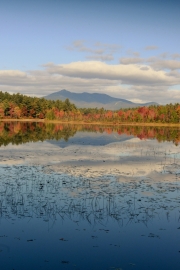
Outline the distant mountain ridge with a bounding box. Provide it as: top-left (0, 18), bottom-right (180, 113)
top-left (45, 90), bottom-right (158, 110)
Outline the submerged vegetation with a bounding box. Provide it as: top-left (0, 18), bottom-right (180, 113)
top-left (1, 122), bottom-right (180, 270)
top-left (0, 91), bottom-right (180, 123)
top-left (0, 121), bottom-right (180, 146)
top-left (0, 163), bottom-right (180, 227)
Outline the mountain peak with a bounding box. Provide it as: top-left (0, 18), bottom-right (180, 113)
top-left (59, 89), bottom-right (69, 93)
top-left (45, 90), bottom-right (158, 110)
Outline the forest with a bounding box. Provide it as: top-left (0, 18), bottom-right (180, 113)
top-left (0, 91), bottom-right (180, 123)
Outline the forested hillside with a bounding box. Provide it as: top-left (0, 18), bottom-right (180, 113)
top-left (0, 91), bottom-right (179, 123)
top-left (0, 91), bottom-right (76, 119)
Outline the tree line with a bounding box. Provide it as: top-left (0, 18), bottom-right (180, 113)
top-left (0, 91), bottom-right (180, 123)
top-left (0, 91), bottom-right (76, 119)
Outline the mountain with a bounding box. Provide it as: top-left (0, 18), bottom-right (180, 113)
top-left (45, 89), bottom-right (158, 110)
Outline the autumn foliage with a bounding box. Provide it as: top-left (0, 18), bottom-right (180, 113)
top-left (0, 91), bottom-right (180, 124)
top-left (0, 122), bottom-right (180, 146)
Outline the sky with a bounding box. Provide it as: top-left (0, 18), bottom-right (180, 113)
top-left (0, 0), bottom-right (180, 104)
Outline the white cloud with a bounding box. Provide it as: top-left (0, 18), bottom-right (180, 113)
top-left (86, 54), bottom-right (114, 61)
top-left (120, 56), bottom-right (180, 70)
top-left (145, 45), bottom-right (158, 51)
top-left (149, 59), bottom-right (180, 70)
top-left (0, 61), bottom-right (180, 104)
top-left (120, 57), bottom-right (144, 65)
top-left (44, 61), bottom-right (179, 86)
top-left (128, 98), bottom-right (147, 104)
top-left (94, 42), bottom-right (122, 52)
top-left (0, 70), bottom-right (26, 78)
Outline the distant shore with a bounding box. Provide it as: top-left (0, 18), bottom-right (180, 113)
top-left (0, 118), bottom-right (180, 127)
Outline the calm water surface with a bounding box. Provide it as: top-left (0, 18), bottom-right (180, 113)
top-left (0, 122), bottom-right (180, 270)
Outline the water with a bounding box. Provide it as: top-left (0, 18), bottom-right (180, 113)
top-left (0, 122), bottom-right (180, 269)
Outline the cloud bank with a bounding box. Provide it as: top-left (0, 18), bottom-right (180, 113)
top-left (0, 59), bottom-right (180, 104)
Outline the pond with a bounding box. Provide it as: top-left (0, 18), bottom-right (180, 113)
top-left (0, 122), bottom-right (180, 270)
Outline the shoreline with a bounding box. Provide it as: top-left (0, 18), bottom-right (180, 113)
top-left (0, 118), bottom-right (180, 127)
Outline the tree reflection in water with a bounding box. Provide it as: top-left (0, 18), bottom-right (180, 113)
top-left (0, 122), bottom-right (180, 269)
top-left (0, 121), bottom-right (180, 146)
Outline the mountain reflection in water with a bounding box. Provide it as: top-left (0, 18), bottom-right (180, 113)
top-left (0, 121), bottom-right (180, 270)
top-left (0, 121), bottom-right (180, 146)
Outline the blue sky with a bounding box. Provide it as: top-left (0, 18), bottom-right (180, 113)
top-left (0, 0), bottom-right (180, 103)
